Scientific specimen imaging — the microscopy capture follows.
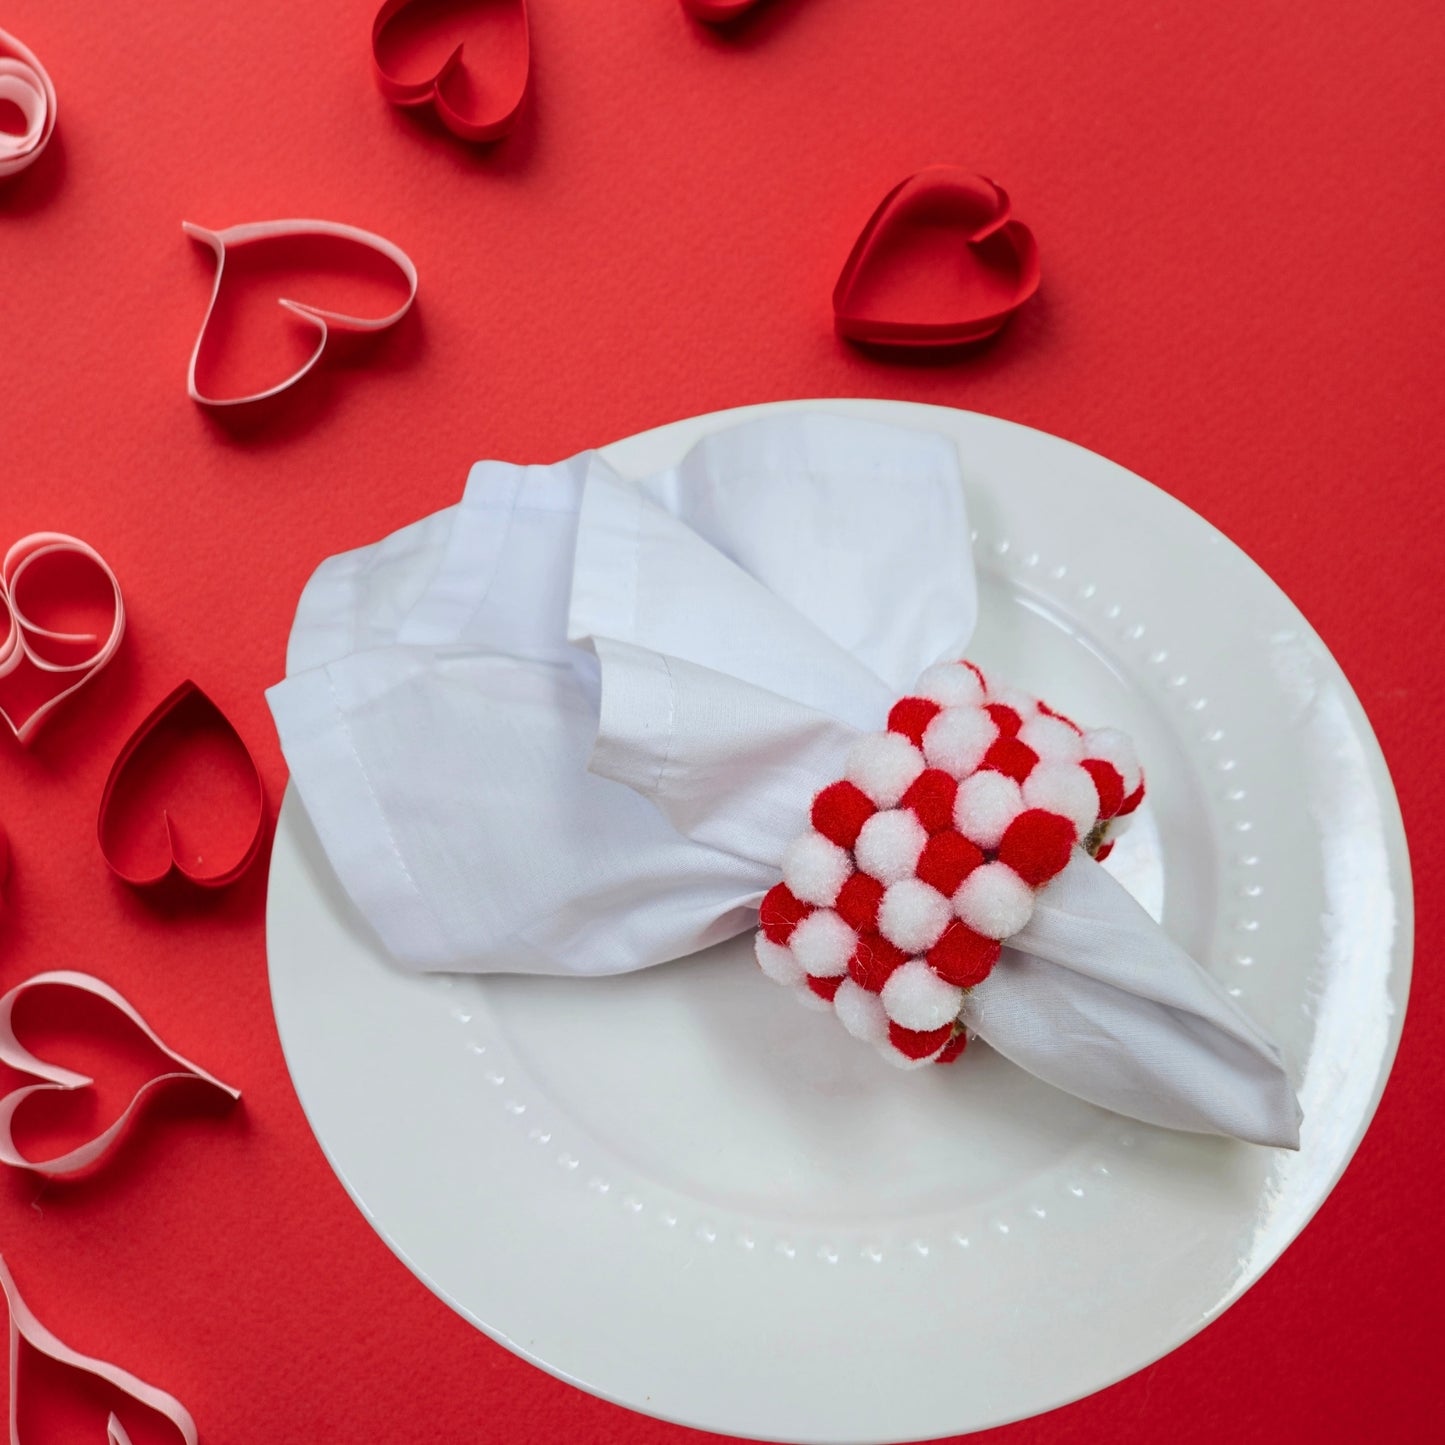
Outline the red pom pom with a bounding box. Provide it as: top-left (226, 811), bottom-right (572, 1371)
top-left (1094, 841), bottom-right (1115, 862)
top-left (926, 923), bottom-right (1001, 987)
top-left (997, 808), bottom-right (1077, 886)
top-left (888, 1021), bottom-right (953, 1059)
top-left (982, 736), bottom-right (1039, 783)
top-left (807, 974), bottom-right (844, 1001)
top-left (936, 1031), bottom-right (969, 1064)
top-left (986, 703), bottom-right (1023, 738)
top-left (1038, 700), bottom-right (1082, 734)
top-left (916, 830), bottom-right (984, 895)
top-left (835, 871), bottom-right (884, 932)
top-left (900, 768), bottom-right (959, 834)
top-left (1118, 780), bottom-right (1146, 815)
top-left (811, 780), bottom-right (877, 849)
top-left (888, 695), bottom-right (942, 748)
top-left (759, 883), bottom-right (810, 944)
top-left (848, 932), bottom-right (908, 992)
top-left (1080, 759), bottom-right (1125, 819)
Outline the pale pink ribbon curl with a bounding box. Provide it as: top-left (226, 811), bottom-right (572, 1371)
top-left (0, 28), bottom-right (56, 180)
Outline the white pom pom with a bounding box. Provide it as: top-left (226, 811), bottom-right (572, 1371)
top-left (1019, 713), bottom-right (1085, 764)
top-left (878, 879), bottom-right (951, 952)
top-left (880, 958), bottom-right (965, 1032)
top-left (985, 683), bottom-right (1039, 717)
top-left (953, 769), bottom-right (1025, 848)
top-left (1022, 762), bottom-right (1101, 836)
top-left (914, 661), bottom-right (985, 708)
top-left (845, 731), bottom-right (926, 807)
top-left (794, 984), bottom-right (833, 1012)
top-left (782, 831), bottom-right (852, 906)
top-left (921, 705), bottom-right (997, 776)
top-left (877, 1041), bottom-right (940, 1070)
top-left (1082, 727), bottom-right (1142, 795)
top-left (789, 909), bottom-right (857, 978)
top-left (954, 861), bottom-right (1036, 939)
top-left (854, 809), bottom-right (928, 884)
top-left (755, 934), bottom-right (804, 986)
top-left (834, 978), bottom-right (889, 1043)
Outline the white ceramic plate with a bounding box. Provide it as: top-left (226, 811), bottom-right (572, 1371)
top-left (267, 401), bottom-right (1411, 1443)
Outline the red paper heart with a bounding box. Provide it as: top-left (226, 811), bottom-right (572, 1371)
top-left (833, 168), bottom-right (1040, 348)
top-left (0, 971), bottom-right (241, 1181)
top-left (681, 0), bottom-right (765, 21)
top-left (0, 533), bottom-right (125, 746)
top-left (98, 682), bottom-right (266, 890)
top-left (184, 219), bottom-right (418, 407)
top-left (372, 0), bottom-right (530, 142)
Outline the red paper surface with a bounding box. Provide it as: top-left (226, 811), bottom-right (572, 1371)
top-left (0, 1), bottom-right (1441, 1441)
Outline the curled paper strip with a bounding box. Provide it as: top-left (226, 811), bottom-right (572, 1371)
top-left (0, 1253), bottom-right (197, 1445)
top-left (681, 0), bottom-right (766, 20)
top-left (99, 682), bottom-right (267, 890)
top-left (0, 28), bottom-right (56, 180)
top-left (0, 971), bottom-right (241, 1180)
top-left (372, 0), bottom-right (530, 142)
top-left (184, 218), bottom-right (419, 407)
top-left (833, 168), bottom-right (1040, 348)
top-left (0, 534), bottom-right (126, 746)
top-left (759, 659), bottom-right (1143, 1069)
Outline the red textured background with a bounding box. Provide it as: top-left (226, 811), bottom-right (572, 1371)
top-left (1, 0), bottom-right (1441, 1440)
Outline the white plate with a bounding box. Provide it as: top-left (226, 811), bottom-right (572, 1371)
top-left (267, 400), bottom-right (1412, 1443)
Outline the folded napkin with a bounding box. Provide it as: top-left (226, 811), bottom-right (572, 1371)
top-left (268, 412), bottom-right (1302, 1148)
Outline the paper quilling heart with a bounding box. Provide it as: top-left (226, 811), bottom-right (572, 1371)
top-left (0, 27), bottom-right (56, 179)
top-left (681, 0), bottom-right (766, 21)
top-left (98, 682), bottom-right (267, 890)
top-left (0, 534), bottom-right (125, 746)
top-left (833, 168), bottom-right (1040, 348)
top-left (0, 1253), bottom-right (198, 1445)
top-left (184, 218), bottom-right (419, 407)
top-left (0, 971), bottom-right (241, 1180)
top-left (372, 0), bottom-right (530, 142)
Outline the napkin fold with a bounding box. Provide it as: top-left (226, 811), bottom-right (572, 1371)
top-left (268, 412), bottom-right (1301, 1147)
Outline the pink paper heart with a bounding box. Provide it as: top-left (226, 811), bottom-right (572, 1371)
top-left (184, 219), bottom-right (419, 407)
top-left (0, 534), bottom-right (125, 746)
top-left (0, 971), bottom-right (241, 1180)
top-left (0, 27), bottom-right (56, 179)
top-left (0, 1253), bottom-right (197, 1445)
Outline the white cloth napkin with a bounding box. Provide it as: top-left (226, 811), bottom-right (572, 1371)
top-left (267, 412), bottom-right (1301, 1148)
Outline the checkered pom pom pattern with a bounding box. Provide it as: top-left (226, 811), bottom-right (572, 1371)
top-left (756, 660), bottom-right (1145, 1069)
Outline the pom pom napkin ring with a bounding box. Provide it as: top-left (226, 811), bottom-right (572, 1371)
top-left (756, 659), bottom-right (1143, 1069)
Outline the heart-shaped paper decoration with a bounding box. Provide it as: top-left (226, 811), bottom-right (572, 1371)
top-left (184, 218), bottom-right (418, 407)
top-left (98, 682), bottom-right (266, 890)
top-left (0, 27), bottom-right (56, 179)
top-left (372, 0), bottom-right (530, 142)
top-left (0, 971), bottom-right (241, 1180)
top-left (833, 168), bottom-right (1040, 348)
top-left (681, 0), bottom-right (765, 20)
top-left (0, 533), bottom-right (126, 746)
top-left (0, 1253), bottom-right (198, 1444)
